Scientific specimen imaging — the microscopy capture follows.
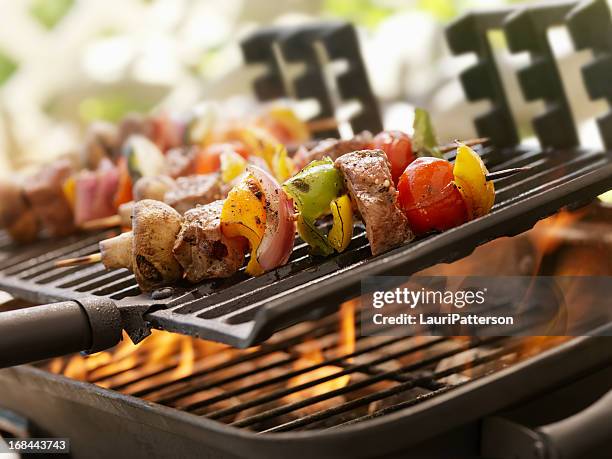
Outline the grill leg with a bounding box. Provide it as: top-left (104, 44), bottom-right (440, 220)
top-left (0, 299), bottom-right (122, 368)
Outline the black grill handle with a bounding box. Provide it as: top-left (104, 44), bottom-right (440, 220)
top-left (482, 388), bottom-right (612, 459)
top-left (0, 299), bottom-right (122, 368)
top-left (538, 388), bottom-right (612, 459)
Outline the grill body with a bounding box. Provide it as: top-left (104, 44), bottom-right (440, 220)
top-left (0, 334), bottom-right (611, 459)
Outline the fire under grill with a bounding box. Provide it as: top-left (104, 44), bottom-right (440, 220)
top-left (34, 312), bottom-right (569, 434)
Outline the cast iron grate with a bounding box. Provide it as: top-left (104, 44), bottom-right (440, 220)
top-left (1, 145), bottom-right (611, 347)
top-left (40, 305), bottom-right (569, 433)
top-left (1, 0), bottom-right (612, 347)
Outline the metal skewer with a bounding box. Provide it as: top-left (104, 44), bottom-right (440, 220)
top-left (55, 253), bottom-right (102, 268)
top-left (485, 167), bottom-right (531, 181)
top-left (55, 166), bottom-right (527, 269)
top-left (79, 214), bottom-right (123, 231)
top-left (439, 137), bottom-right (489, 153)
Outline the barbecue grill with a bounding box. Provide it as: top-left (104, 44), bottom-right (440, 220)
top-left (1, 2), bottom-right (612, 457)
top-left (1, 0), bottom-right (612, 366)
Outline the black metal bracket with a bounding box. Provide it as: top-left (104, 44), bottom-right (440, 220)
top-left (240, 22), bottom-right (382, 138)
top-left (240, 27), bottom-right (288, 102)
top-left (504, 1), bottom-right (579, 150)
top-left (446, 8), bottom-right (519, 148)
top-left (447, 1), bottom-right (612, 151)
top-left (567, 0), bottom-right (612, 151)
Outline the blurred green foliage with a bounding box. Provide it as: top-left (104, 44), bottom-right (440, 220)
top-left (0, 50), bottom-right (18, 87)
top-left (78, 95), bottom-right (153, 123)
top-left (323, 0), bottom-right (393, 28)
top-left (324, 0), bottom-right (532, 25)
top-left (30, 0), bottom-right (74, 30)
top-left (417, 0), bottom-right (459, 20)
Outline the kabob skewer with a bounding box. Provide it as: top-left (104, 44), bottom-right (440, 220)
top-left (55, 145), bottom-right (529, 292)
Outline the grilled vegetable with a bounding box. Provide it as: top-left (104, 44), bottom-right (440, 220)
top-left (411, 108), bottom-right (443, 160)
top-left (114, 156), bottom-right (133, 208)
top-left (397, 157), bottom-right (469, 235)
top-left (221, 173), bottom-right (267, 276)
top-left (74, 159), bottom-right (119, 226)
top-left (453, 144), bottom-right (495, 219)
top-left (372, 130), bottom-right (414, 185)
top-left (328, 194), bottom-right (353, 252)
top-left (220, 149), bottom-right (247, 183)
top-left (283, 158), bottom-right (345, 256)
top-left (100, 200), bottom-right (183, 291)
top-left (256, 105), bottom-right (309, 145)
top-left (271, 145), bottom-right (296, 183)
top-left (123, 135), bottom-right (166, 182)
top-left (133, 175), bottom-right (175, 202)
top-left (249, 166), bottom-right (296, 271)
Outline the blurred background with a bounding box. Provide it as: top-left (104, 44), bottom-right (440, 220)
top-left (0, 0), bottom-right (609, 174)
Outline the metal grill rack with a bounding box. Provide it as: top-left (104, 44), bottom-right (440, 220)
top-left (38, 306), bottom-right (571, 434)
top-left (1, 144), bottom-right (611, 349)
top-left (0, 1), bottom-right (612, 354)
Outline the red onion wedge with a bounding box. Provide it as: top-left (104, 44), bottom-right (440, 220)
top-left (247, 165), bottom-right (296, 271)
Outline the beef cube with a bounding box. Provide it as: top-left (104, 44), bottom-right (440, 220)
top-left (173, 201), bottom-right (245, 282)
top-left (294, 131), bottom-right (372, 168)
top-left (164, 174), bottom-right (227, 214)
top-left (335, 150), bottom-right (413, 255)
top-left (164, 146), bottom-right (198, 178)
top-left (24, 160), bottom-right (75, 237)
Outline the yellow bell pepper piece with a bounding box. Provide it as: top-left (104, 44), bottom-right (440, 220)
top-left (238, 127), bottom-right (281, 170)
top-left (221, 175), bottom-right (267, 276)
top-left (272, 145), bottom-right (296, 183)
top-left (220, 149), bottom-right (247, 183)
top-left (62, 176), bottom-right (76, 210)
top-left (328, 194), bottom-right (353, 252)
top-left (263, 105), bottom-right (310, 143)
top-left (453, 144), bottom-right (495, 219)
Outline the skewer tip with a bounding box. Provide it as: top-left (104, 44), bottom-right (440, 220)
top-left (80, 214), bottom-right (122, 231)
top-left (55, 253), bottom-right (102, 268)
top-left (485, 166), bottom-right (531, 181)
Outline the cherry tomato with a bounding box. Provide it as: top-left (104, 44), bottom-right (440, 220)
top-left (397, 157), bottom-right (468, 235)
top-left (373, 130), bottom-right (414, 184)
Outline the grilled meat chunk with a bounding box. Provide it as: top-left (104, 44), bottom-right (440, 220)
top-left (80, 121), bottom-right (118, 169)
top-left (334, 150), bottom-right (413, 255)
top-left (164, 174), bottom-right (227, 214)
top-left (165, 146), bottom-right (198, 178)
top-left (24, 159), bottom-right (76, 237)
top-left (173, 200), bottom-right (245, 282)
top-left (0, 179), bottom-right (39, 243)
top-left (294, 131), bottom-right (372, 168)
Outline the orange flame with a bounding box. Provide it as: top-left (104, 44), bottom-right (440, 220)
top-left (286, 299), bottom-right (357, 399)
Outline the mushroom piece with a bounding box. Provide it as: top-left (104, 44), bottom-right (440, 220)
top-left (133, 175), bottom-right (176, 202)
top-left (100, 199), bottom-right (183, 291)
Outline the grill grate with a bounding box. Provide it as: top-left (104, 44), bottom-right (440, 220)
top-left (1, 146), bottom-right (612, 346)
top-left (39, 303), bottom-right (569, 433)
